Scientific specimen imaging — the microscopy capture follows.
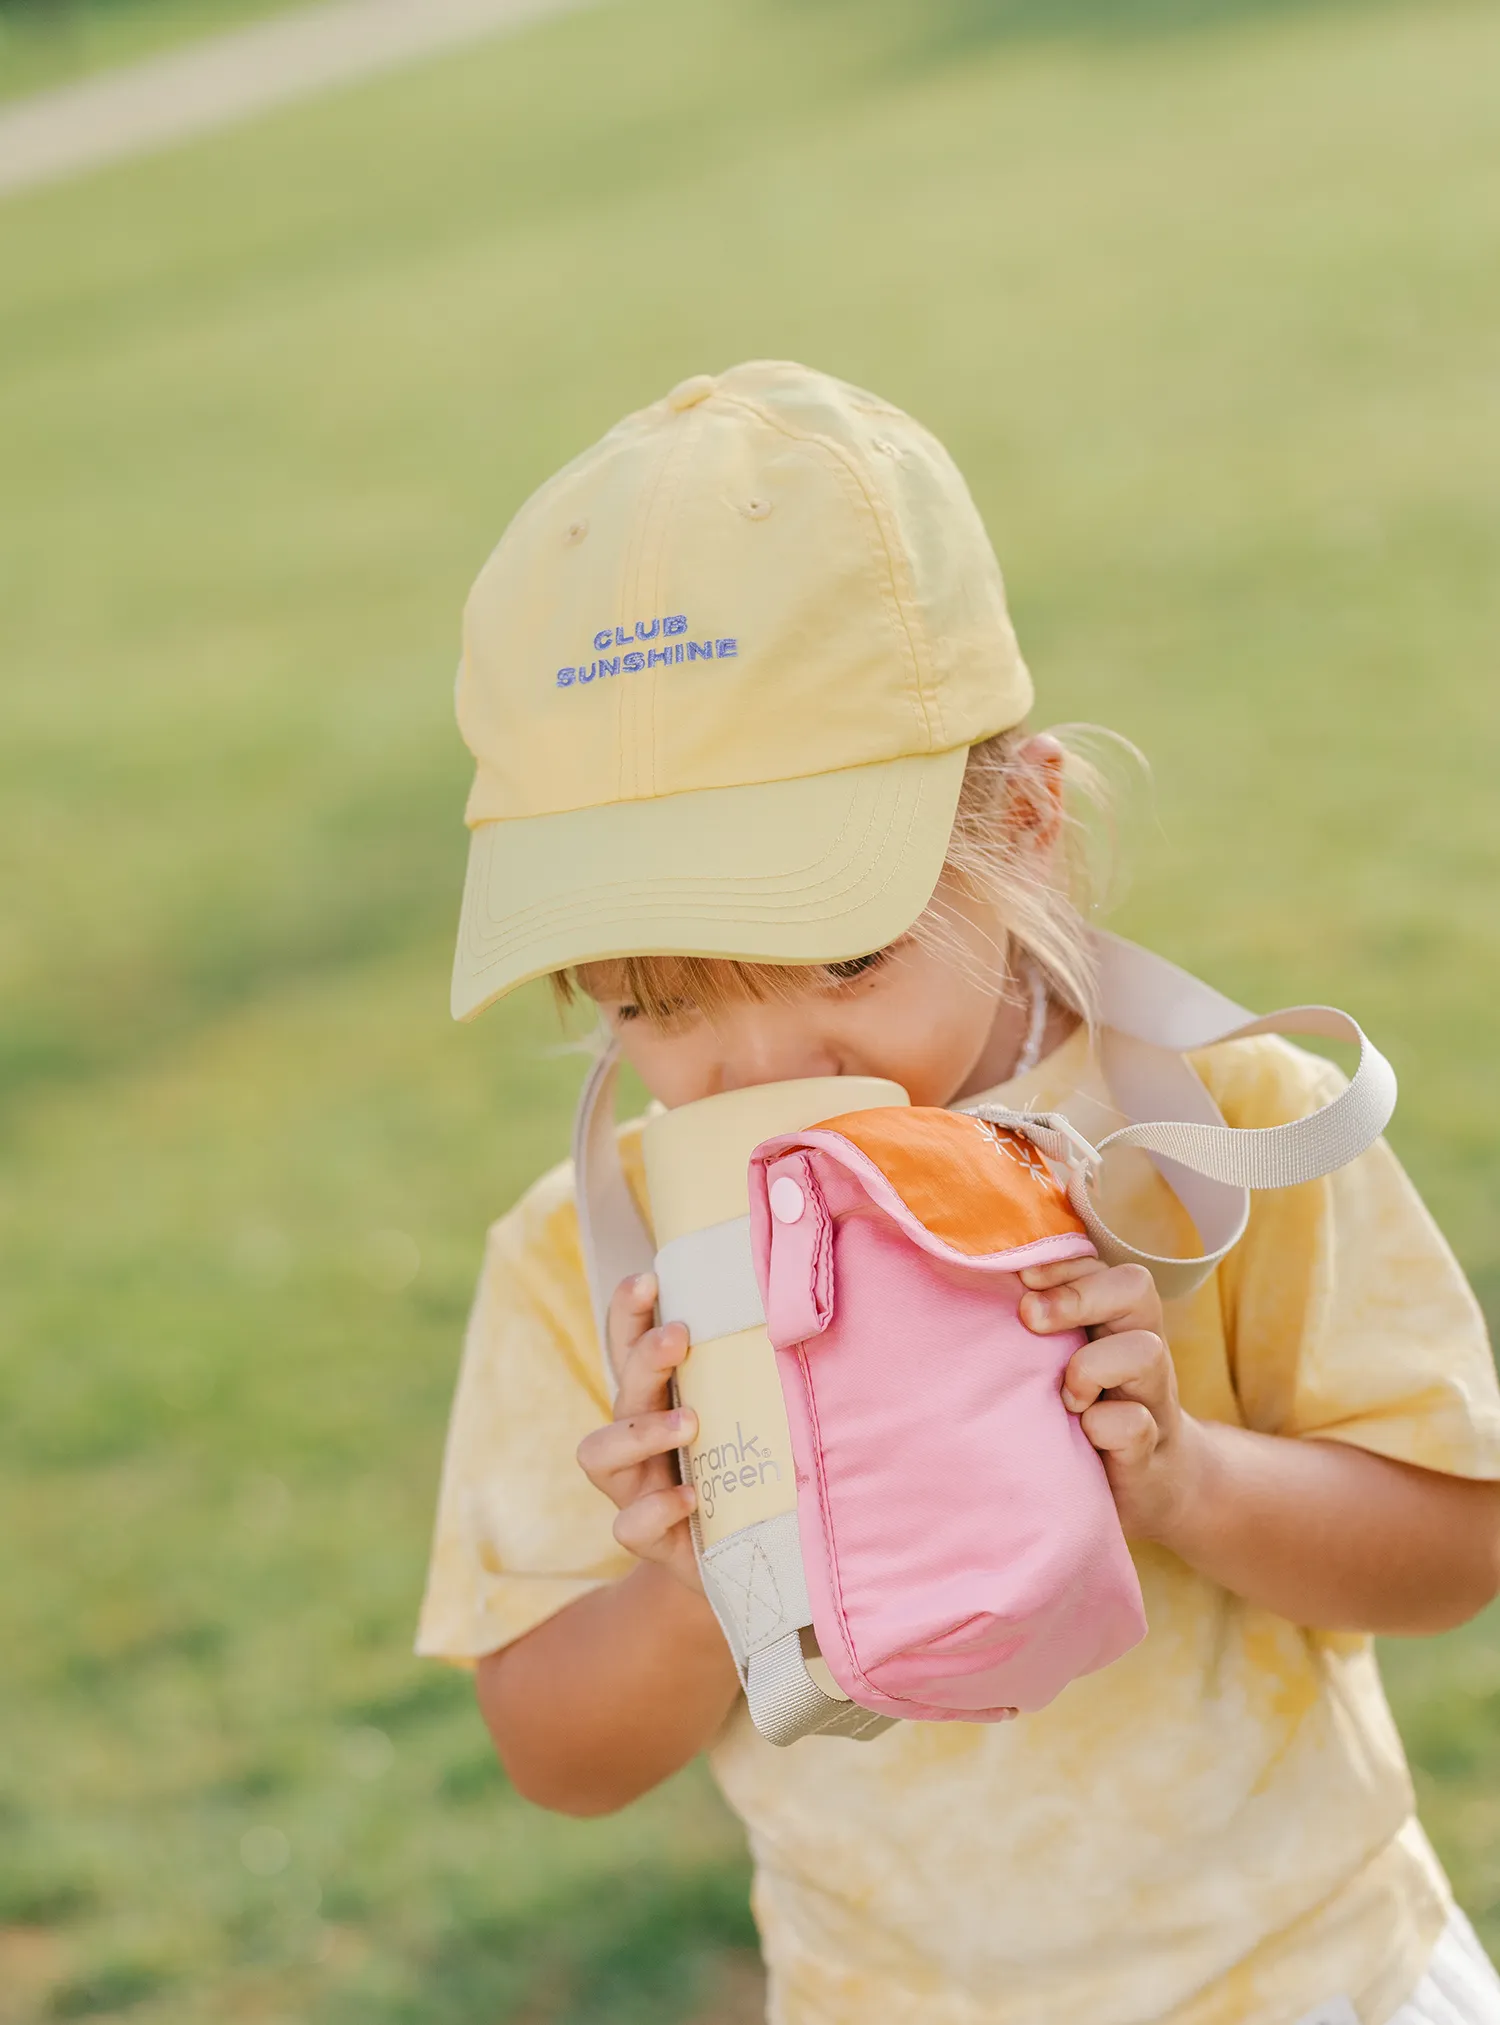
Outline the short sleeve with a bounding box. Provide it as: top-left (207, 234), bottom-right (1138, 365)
top-left (414, 1133), bottom-right (647, 1664)
top-left (1205, 1037), bottom-right (1500, 1478)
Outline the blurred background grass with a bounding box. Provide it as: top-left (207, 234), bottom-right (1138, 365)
top-left (1, 0), bottom-right (1498, 2017)
top-left (0, 0), bottom-right (300, 101)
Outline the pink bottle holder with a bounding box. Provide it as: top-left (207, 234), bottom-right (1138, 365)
top-left (748, 1116), bottom-right (1147, 1723)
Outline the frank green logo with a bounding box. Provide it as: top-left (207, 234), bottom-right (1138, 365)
top-left (690, 1420), bottom-right (782, 1523)
top-left (556, 614), bottom-right (738, 689)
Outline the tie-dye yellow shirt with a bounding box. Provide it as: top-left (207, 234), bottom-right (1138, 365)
top-left (418, 1032), bottom-right (1500, 2025)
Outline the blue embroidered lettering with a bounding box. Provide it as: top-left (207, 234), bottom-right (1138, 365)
top-left (556, 622), bottom-right (736, 689)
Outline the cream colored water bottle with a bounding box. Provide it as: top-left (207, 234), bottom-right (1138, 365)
top-left (643, 1076), bottom-right (906, 1742)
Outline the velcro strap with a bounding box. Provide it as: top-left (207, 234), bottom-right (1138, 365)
top-left (700, 1510), bottom-right (810, 1663)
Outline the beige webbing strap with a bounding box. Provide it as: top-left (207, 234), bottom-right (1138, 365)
top-left (747, 1633), bottom-right (893, 1745)
top-left (570, 1045), bottom-right (655, 1402)
top-left (966, 933), bottom-right (1398, 1303)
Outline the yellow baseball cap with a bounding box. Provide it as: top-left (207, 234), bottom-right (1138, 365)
top-left (452, 359), bottom-right (1032, 1020)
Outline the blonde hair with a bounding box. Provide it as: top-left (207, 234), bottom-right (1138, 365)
top-left (552, 728), bottom-right (1121, 1028)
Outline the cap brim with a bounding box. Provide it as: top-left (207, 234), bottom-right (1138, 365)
top-left (451, 746), bottom-right (968, 1021)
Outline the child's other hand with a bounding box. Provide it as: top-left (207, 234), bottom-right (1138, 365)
top-left (576, 1273), bottom-right (703, 1593)
top-left (1019, 1257), bottom-right (1202, 1543)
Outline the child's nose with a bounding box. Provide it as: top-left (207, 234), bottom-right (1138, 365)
top-left (716, 1028), bottom-right (842, 1092)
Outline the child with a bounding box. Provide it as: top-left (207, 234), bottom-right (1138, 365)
top-left (418, 362), bottom-right (1500, 2024)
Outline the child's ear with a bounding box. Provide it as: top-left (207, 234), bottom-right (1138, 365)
top-left (1015, 733), bottom-right (1065, 849)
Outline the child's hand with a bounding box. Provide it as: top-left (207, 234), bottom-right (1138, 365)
top-left (575, 1273), bottom-right (703, 1593)
top-left (1018, 1257), bottom-right (1201, 1543)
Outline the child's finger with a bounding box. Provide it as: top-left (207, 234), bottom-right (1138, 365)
top-left (1018, 1257), bottom-right (1107, 1291)
top-left (576, 1406), bottom-right (696, 1491)
top-left (605, 1272), bottom-right (660, 1386)
top-left (1061, 1330), bottom-right (1172, 1415)
top-left (613, 1321), bottom-right (690, 1419)
top-left (612, 1483), bottom-right (698, 1560)
top-left (1020, 1262), bottom-right (1161, 1339)
top-left (1079, 1397), bottom-right (1159, 1466)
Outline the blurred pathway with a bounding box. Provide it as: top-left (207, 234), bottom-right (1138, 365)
top-left (0, 0), bottom-right (597, 198)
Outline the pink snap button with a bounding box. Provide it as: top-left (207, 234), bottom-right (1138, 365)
top-left (769, 1176), bottom-right (806, 1224)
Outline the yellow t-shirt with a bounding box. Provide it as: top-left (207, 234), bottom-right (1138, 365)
top-left (417, 1031), bottom-right (1500, 2025)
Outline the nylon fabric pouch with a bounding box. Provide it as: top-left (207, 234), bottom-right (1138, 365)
top-left (748, 1108), bottom-right (1146, 1721)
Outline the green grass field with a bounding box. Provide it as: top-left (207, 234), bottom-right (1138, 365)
top-left (2, 0), bottom-right (1499, 2017)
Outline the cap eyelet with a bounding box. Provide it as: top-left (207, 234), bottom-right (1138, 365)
top-left (564, 518), bottom-right (589, 544)
top-left (872, 438), bottom-right (901, 458)
top-left (743, 497), bottom-right (773, 520)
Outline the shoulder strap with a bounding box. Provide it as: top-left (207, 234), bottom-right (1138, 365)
top-left (570, 1044), bottom-right (655, 1400)
top-left (970, 932), bottom-right (1397, 1302)
top-left (573, 938), bottom-right (1399, 1319)
top-left (1093, 931), bottom-right (1397, 1189)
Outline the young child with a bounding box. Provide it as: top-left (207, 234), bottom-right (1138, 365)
top-left (418, 361), bottom-right (1500, 2025)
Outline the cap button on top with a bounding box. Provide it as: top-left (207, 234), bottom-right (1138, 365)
top-left (665, 374), bottom-right (716, 413)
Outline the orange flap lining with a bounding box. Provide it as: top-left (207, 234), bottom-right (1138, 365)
top-left (816, 1107), bottom-right (1085, 1257)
